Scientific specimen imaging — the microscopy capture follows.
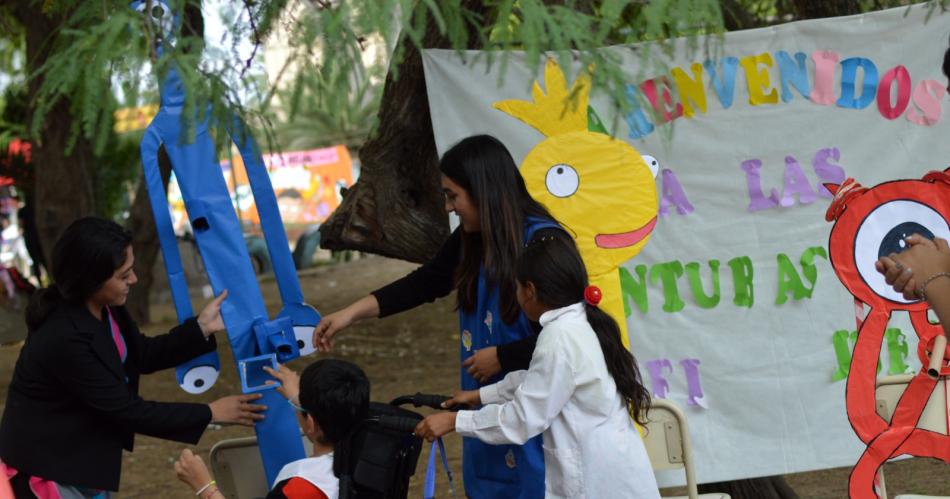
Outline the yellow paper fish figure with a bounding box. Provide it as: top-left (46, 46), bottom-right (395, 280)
top-left (495, 59), bottom-right (659, 347)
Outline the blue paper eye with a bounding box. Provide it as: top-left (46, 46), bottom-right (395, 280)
top-left (179, 365), bottom-right (218, 394)
top-left (294, 325), bottom-right (317, 356)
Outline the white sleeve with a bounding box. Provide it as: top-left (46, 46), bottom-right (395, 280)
top-left (479, 370), bottom-right (528, 404)
top-left (456, 340), bottom-right (575, 445)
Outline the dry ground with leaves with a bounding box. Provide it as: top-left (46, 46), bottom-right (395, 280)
top-left (1, 255), bottom-right (948, 498)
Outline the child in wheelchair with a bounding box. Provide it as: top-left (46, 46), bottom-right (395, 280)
top-left (175, 359), bottom-right (370, 499)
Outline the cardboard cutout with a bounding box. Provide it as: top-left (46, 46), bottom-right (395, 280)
top-left (825, 170), bottom-right (950, 498)
top-left (132, 1), bottom-right (317, 484)
top-left (494, 59), bottom-right (659, 347)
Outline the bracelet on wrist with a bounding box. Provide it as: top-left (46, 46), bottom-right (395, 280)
top-left (917, 272), bottom-right (950, 301)
top-left (195, 480), bottom-right (216, 496)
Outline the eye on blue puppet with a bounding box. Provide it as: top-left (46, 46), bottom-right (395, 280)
top-left (132, 1), bottom-right (320, 484)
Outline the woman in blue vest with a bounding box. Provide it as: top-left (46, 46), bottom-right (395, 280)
top-left (312, 134), bottom-right (561, 498)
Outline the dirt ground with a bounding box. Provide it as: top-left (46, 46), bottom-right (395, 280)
top-left (1, 254), bottom-right (949, 498)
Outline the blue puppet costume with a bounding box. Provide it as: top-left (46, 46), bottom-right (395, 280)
top-left (131, 0), bottom-right (320, 485)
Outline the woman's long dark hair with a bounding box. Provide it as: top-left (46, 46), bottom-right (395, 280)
top-left (440, 135), bottom-right (554, 324)
top-left (517, 228), bottom-right (651, 424)
top-left (25, 217), bottom-right (132, 331)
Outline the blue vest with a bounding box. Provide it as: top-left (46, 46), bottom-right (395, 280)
top-left (458, 217), bottom-right (558, 499)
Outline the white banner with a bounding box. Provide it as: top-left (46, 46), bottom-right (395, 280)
top-left (422, 4), bottom-right (950, 485)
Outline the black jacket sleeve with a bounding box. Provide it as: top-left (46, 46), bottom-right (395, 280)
top-left (115, 307), bottom-right (217, 375)
top-left (496, 323), bottom-right (541, 372)
top-left (47, 329), bottom-right (211, 443)
top-left (371, 229), bottom-right (461, 317)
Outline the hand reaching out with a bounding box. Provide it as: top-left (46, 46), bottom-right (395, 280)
top-left (174, 449), bottom-right (213, 492)
top-left (311, 295), bottom-right (381, 352)
top-left (263, 364), bottom-right (300, 404)
top-left (208, 393), bottom-right (266, 426)
top-left (197, 289), bottom-right (229, 337)
top-left (311, 309), bottom-right (355, 352)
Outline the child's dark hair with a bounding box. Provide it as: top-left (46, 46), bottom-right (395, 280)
top-left (298, 359), bottom-right (370, 445)
top-left (440, 134), bottom-right (555, 325)
top-left (517, 228), bottom-right (651, 424)
top-left (25, 217), bottom-right (132, 331)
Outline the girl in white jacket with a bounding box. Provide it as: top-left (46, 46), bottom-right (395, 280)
top-left (415, 229), bottom-right (660, 498)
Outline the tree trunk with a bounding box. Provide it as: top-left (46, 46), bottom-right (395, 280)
top-left (31, 100), bottom-right (97, 265)
top-left (125, 146), bottom-right (173, 324)
top-left (792, 0), bottom-right (861, 20)
top-left (319, 0), bottom-right (489, 263)
top-left (719, 0), bottom-right (760, 30)
top-left (14, 3), bottom-right (97, 264)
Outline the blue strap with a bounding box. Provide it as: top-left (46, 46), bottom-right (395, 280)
top-left (524, 217), bottom-right (563, 245)
top-left (230, 118), bottom-right (305, 307)
top-left (140, 127), bottom-right (194, 323)
top-left (423, 438), bottom-right (457, 499)
top-left (423, 439), bottom-right (438, 499)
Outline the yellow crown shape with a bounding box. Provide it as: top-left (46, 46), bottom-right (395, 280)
top-left (493, 58), bottom-right (591, 137)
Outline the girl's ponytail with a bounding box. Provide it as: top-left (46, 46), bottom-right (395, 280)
top-left (584, 303), bottom-right (651, 425)
top-left (519, 228), bottom-right (652, 425)
top-left (25, 285), bottom-right (63, 332)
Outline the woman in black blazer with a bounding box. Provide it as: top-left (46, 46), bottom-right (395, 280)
top-left (0, 217), bottom-right (265, 496)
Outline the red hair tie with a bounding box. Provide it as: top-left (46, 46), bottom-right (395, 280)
top-left (584, 285), bottom-right (602, 307)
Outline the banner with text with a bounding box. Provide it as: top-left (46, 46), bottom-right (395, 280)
top-left (422, 4), bottom-right (950, 484)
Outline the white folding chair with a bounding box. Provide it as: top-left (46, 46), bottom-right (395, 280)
top-left (874, 374), bottom-right (950, 499)
top-left (209, 435), bottom-right (313, 499)
top-left (644, 399), bottom-right (730, 499)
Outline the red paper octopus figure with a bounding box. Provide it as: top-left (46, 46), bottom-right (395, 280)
top-left (825, 169), bottom-right (950, 498)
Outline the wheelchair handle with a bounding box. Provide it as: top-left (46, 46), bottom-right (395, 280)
top-left (390, 392), bottom-right (449, 409)
top-left (376, 415), bottom-right (421, 434)
top-left (390, 392), bottom-right (471, 411)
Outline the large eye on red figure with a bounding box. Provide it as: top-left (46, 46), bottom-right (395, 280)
top-left (855, 200), bottom-right (950, 303)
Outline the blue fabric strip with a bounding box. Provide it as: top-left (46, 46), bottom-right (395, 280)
top-left (423, 438), bottom-right (457, 499)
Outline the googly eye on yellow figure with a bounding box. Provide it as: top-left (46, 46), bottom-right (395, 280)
top-left (494, 59), bottom-right (659, 348)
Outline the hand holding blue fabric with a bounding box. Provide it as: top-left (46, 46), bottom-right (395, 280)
top-left (197, 289), bottom-right (228, 337)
